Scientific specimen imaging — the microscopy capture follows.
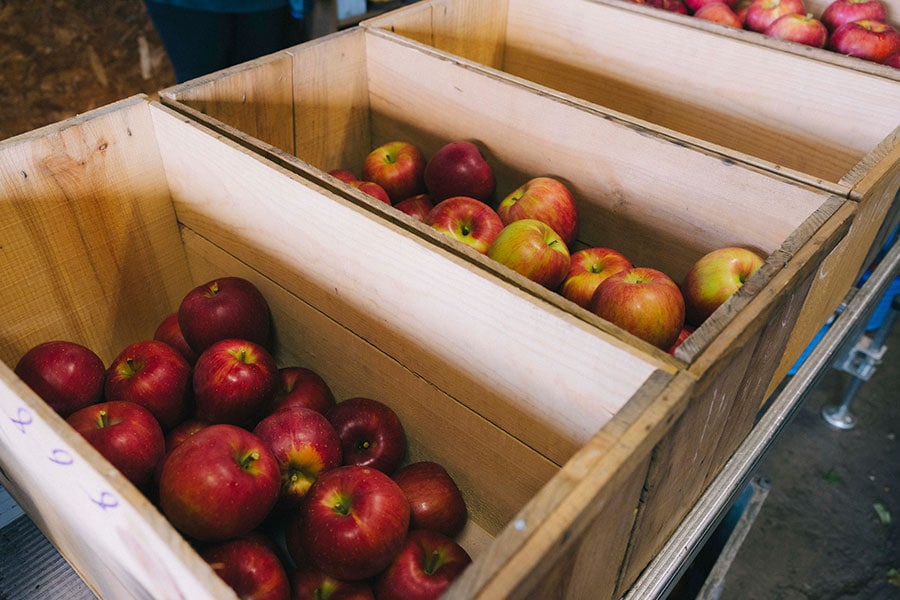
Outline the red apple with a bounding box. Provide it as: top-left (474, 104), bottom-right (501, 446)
top-left (682, 246), bottom-right (765, 327)
top-left (374, 529), bottom-right (472, 600)
top-left (829, 19), bottom-right (900, 62)
top-left (349, 180), bottom-right (392, 205)
top-left (885, 50), bottom-right (900, 66)
top-left (394, 193), bottom-right (434, 222)
top-left (199, 533), bottom-right (291, 600)
top-left (685, 0), bottom-right (737, 12)
top-left (104, 340), bottom-right (193, 432)
top-left (66, 400), bottom-right (165, 492)
top-left (298, 465), bottom-right (411, 581)
top-left (645, 0), bottom-right (691, 13)
top-left (496, 176), bottom-right (579, 246)
top-left (158, 423), bottom-right (280, 542)
top-left (423, 140), bottom-right (496, 203)
top-left (392, 461), bottom-right (468, 538)
top-left (289, 566), bottom-right (375, 600)
top-left (14, 340), bottom-right (105, 417)
top-left (361, 141), bottom-right (427, 205)
top-left (153, 311), bottom-right (199, 365)
top-left (588, 267), bottom-right (686, 351)
top-left (328, 169), bottom-right (359, 184)
top-left (164, 417), bottom-right (212, 453)
top-left (193, 338), bottom-right (279, 427)
top-left (487, 219), bottom-right (571, 290)
top-left (425, 195), bottom-right (504, 255)
top-left (178, 276), bottom-right (271, 354)
top-left (734, 0), bottom-right (754, 21)
top-left (327, 397), bottom-right (407, 475)
top-left (694, 1), bottom-right (745, 27)
top-left (744, 0), bottom-right (806, 32)
top-left (253, 406), bottom-right (343, 512)
top-left (764, 13), bottom-right (829, 46)
top-left (821, 0), bottom-right (887, 31)
top-left (668, 325), bottom-right (696, 356)
top-left (559, 247), bottom-right (634, 309)
top-left (269, 366), bottom-right (336, 416)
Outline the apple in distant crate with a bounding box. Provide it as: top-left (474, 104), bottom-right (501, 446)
top-left (349, 180), bottom-right (392, 205)
top-left (487, 219), bottom-right (571, 290)
top-left (298, 465), bottom-right (411, 581)
top-left (374, 529), bottom-right (473, 600)
top-left (764, 13), bottom-right (829, 47)
top-left (588, 267), bottom-right (686, 351)
top-left (694, 2), bottom-right (745, 27)
top-left (290, 566), bottom-right (375, 600)
top-left (496, 176), bottom-right (579, 245)
top-left (269, 366), bottom-right (336, 416)
top-left (744, 0), bottom-right (806, 32)
top-left (361, 141), bottom-right (427, 205)
top-left (829, 19), bottom-right (900, 62)
top-left (153, 311), bottom-right (199, 365)
top-left (423, 140), bottom-right (496, 203)
top-left (66, 400), bottom-right (165, 492)
top-left (104, 340), bottom-right (192, 432)
top-left (253, 406), bottom-right (343, 513)
top-left (329, 168), bottom-right (359, 184)
top-left (394, 193), bottom-right (434, 222)
top-left (199, 532), bottom-right (291, 600)
top-left (734, 0), bottom-right (753, 21)
top-left (821, 0), bottom-right (887, 31)
top-left (193, 338), bottom-right (279, 427)
top-left (327, 397), bottom-right (407, 475)
top-left (682, 246), bottom-right (765, 327)
top-left (684, 0), bottom-right (736, 12)
top-left (14, 340), bottom-right (106, 417)
top-left (426, 195), bottom-right (504, 255)
top-left (560, 247), bottom-right (634, 309)
top-left (393, 461), bottom-right (468, 538)
top-left (178, 276), bottom-right (271, 353)
top-left (645, 0), bottom-right (690, 13)
top-left (158, 423), bottom-right (280, 542)
top-left (668, 325), bottom-right (696, 356)
top-left (885, 50), bottom-right (900, 66)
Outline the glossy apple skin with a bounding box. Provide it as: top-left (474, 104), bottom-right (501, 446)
top-left (269, 366), bottom-right (336, 416)
top-left (589, 267), bottom-right (686, 351)
top-left (193, 338), bottom-right (279, 427)
top-left (393, 461), bottom-right (468, 538)
top-left (374, 529), bottom-right (473, 600)
top-left (487, 219), bottom-right (571, 290)
top-left (425, 196), bottom-right (504, 255)
top-left (423, 140), bottom-right (496, 203)
top-left (104, 340), bottom-right (192, 432)
top-left (199, 533), bottom-right (291, 600)
top-left (559, 247), bottom-right (633, 309)
top-left (394, 193), bottom-right (434, 222)
top-left (764, 13), bottom-right (829, 46)
top-left (158, 423), bottom-right (280, 542)
top-left (15, 340), bottom-right (106, 417)
top-left (744, 0), bottom-right (806, 32)
top-left (67, 400), bottom-right (165, 492)
top-left (496, 176), bottom-right (579, 246)
top-left (178, 276), bottom-right (271, 354)
top-left (253, 406), bottom-right (343, 513)
top-left (361, 141), bottom-right (427, 205)
top-left (299, 465), bottom-right (411, 581)
top-left (829, 19), bottom-right (900, 62)
top-left (289, 566), bottom-right (375, 600)
top-left (682, 247), bottom-right (765, 327)
top-left (326, 397), bottom-right (407, 475)
top-left (694, 1), bottom-right (745, 27)
top-left (349, 180), bottom-right (392, 205)
top-left (153, 311), bottom-right (199, 365)
top-left (821, 0), bottom-right (887, 31)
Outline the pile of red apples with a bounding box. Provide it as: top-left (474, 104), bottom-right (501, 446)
top-left (635, 0), bottom-right (900, 66)
top-left (14, 276), bottom-right (472, 600)
top-left (335, 139), bottom-right (766, 354)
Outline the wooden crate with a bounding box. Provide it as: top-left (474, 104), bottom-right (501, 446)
top-left (154, 27), bottom-right (856, 597)
top-left (363, 0), bottom-right (900, 391)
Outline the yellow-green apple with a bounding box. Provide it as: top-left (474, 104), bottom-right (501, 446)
top-left (253, 406), bottom-right (343, 513)
top-left (764, 13), bottom-right (829, 46)
top-left (361, 141), bottom-right (427, 205)
top-left (158, 423), bottom-right (280, 542)
top-left (829, 19), bottom-right (900, 62)
top-left (425, 196), bottom-right (504, 255)
top-left (744, 0), bottom-right (805, 32)
top-left (66, 400), bottom-right (165, 492)
top-left (392, 461), bottom-right (468, 538)
top-left (487, 219), bottom-right (571, 290)
top-left (289, 566), bottom-right (375, 600)
top-left (694, 1), bottom-right (744, 27)
top-left (496, 176), bottom-right (579, 245)
top-left (685, 0), bottom-right (736, 12)
top-left (349, 180), bottom-right (392, 205)
top-left (104, 339), bottom-right (193, 432)
top-left (153, 311), bottom-right (199, 365)
top-left (559, 247), bottom-right (633, 309)
top-left (199, 532), bottom-right (291, 600)
top-left (193, 338), bottom-right (279, 427)
top-left (394, 193), bottom-right (434, 222)
top-left (423, 140), bottom-right (496, 203)
top-left (178, 276), bottom-right (271, 354)
top-left (269, 366), bottom-right (336, 416)
top-left (374, 529), bottom-right (472, 600)
top-left (682, 246), bottom-right (765, 327)
top-left (588, 267), bottom-right (686, 351)
top-left (298, 465), bottom-right (411, 581)
top-left (14, 340), bottom-right (106, 417)
top-left (327, 397), bottom-right (407, 475)
top-left (329, 169), bottom-right (359, 184)
top-left (821, 0), bottom-right (887, 31)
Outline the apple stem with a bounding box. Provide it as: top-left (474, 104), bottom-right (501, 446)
top-left (240, 450), bottom-right (260, 470)
top-left (97, 409), bottom-right (110, 428)
top-left (424, 550), bottom-right (442, 574)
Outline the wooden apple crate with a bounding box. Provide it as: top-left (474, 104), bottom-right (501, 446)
top-left (153, 27), bottom-right (856, 598)
top-left (362, 0), bottom-right (900, 391)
